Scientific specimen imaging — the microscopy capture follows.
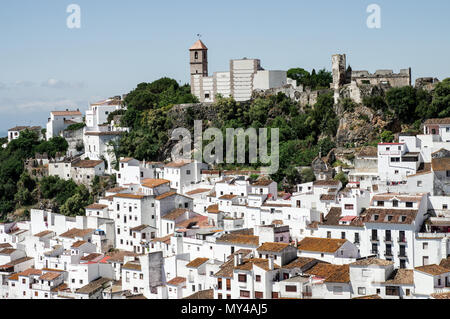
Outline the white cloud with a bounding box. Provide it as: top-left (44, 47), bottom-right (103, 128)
top-left (41, 78), bottom-right (85, 89)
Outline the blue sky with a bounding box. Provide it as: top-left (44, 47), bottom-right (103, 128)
top-left (0, 0), bottom-right (449, 134)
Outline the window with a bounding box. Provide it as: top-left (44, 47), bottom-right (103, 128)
top-left (406, 289), bottom-right (410, 296)
top-left (254, 291), bottom-right (263, 299)
top-left (186, 170), bottom-right (191, 175)
top-left (333, 286), bottom-right (343, 295)
top-left (226, 279), bottom-right (231, 290)
top-left (240, 290), bottom-right (250, 298)
top-left (226, 294), bottom-right (231, 299)
top-left (423, 243), bottom-right (428, 250)
top-left (406, 202), bottom-right (413, 208)
top-left (377, 201), bottom-right (384, 207)
top-left (443, 204), bottom-right (448, 210)
top-left (417, 181), bottom-right (422, 187)
top-left (344, 204), bottom-right (354, 210)
top-left (392, 200), bottom-right (398, 207)
top-left (327, 231), bottom-right (331, 239)
top-left (447, 170), bottom-right (450, 177)
top-left (194, 51), bottom-right (198, 60)
top-left (358, 287), bottom-right (366, 295)
top-left (218, 293), bottom-right (222, 299)
top-left (423, 256), bottom-right (429, 265)
top-left (285, 285), bottom-right (297, 292)
top-left (390, 157), bottom-right (400, 162)
top-left (255, 275), bottom-right (261, 282)
top-left (354, 233), bottom-right (360, 244)
top-left (238, 274), bottom-right (247, 282)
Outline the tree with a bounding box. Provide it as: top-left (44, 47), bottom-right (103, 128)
top-left (380, 130), bottom-right (394, 143)
top-left (334, 172), bottom-right (348, 188)
top-left (433, 78), bottom-right (450, 117)
top-left (300, 168), bottom-right (316, 183)
top-left (386, 86), bottom-right (418, 123)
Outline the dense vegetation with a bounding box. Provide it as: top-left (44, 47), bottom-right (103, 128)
top-left (286, 68), bottom-right (333, 90)
top-left (1, 73), bottom-right (449, 219)
top-left (0, 130), bottom-right (78, 219)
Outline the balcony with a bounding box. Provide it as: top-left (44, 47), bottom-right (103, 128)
top-left (370, 236), bottom-right (379, 242)
top-left (384, 236), bottom-right (393, 243)
top-left (398, 237), bottom-right (407, 244)
top-left (385, 250), bottom-right (393, 257)
top-left (398, 251), bottom-right (407, 258)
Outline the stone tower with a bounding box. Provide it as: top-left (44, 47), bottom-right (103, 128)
top-left (332, 54), bottom-right (347, 103)
top-left (189, 39), bottom-right (208, 95)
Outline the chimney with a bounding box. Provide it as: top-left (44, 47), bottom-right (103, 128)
top-left (234, 254), bottom-right (239, 267)
top-left (268, 255), bottom-right (274, 271)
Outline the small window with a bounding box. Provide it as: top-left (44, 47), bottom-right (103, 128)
top-left (358, 287), bottom-right (366, 295)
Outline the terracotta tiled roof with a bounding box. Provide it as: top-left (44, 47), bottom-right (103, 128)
top-left (257, 242), bottom-right (291, 253)
top-left (165, 161), bottom-right (191, 168)
top-left (80, 253), bottom-right (103, 262)
top-left (186, 258), bottom-right (209, 268)
top-left (141, 178), bottom-right (170, 188)
top-left (34, 230), bottom-right (54, 238)
top-left (122, 262), bottom-right (141, 271)
top-left (167, 276), bottom-right (186, 286)
top-left (163, 208), bottom-right (188, 221)
top-left (219, 194), bottom-right (237, 200)
top-left (106, 187), bottom-right (127, 193)
top-left (424, 117), bottom-right (450, 125)
top-left (283, 257), bottom-right (318, 270)
top-left (350, 257), bottom-right (393, 267)
top-left (183, 289), bottom-right (214, 299)
top-left (431, 292), bottom-right (450, 299)
top-left (324, 264), bottom-right (350, 283)
top-left (362, 208), bottom-right (418, 225)
top-left (71, 240), bottom-right (87, 248)
top-left (130, 225), bottom-right (150, 232)
top-left (155, 191), bottom-right (177, 200)
top-left (40, 272), bottom-right (62, 281)
top-left (119, 157), bottom-right (134, 163)
top-left (353, 294), bottom-right (382, 299)
top-left (0, 243), bottom-right (13, 249)
top-left (251, 179), bottom-right (274, 186)
top-left (189, 40), bottom-right (208, 51)
top-left (297, 237), bottom-right (347, 253)
top-left (216, 233), bottom-right (259, 246)
top-left (106, 251), bottom-right (138, 263)
top-left (76, 277), bottom-right (112, 295)
top-left (59, 228), bottom-right (94, 239)
top-left (51, 110), bottom-right (82, 116)
top-left (320, 194), bottom-right (336, 201)
top-left (113, 193), bottom-right (145, 199)
top-left (234, 258), bottom-right (280, 272)
top-left (415, 264), bottom-right (450, 276)
top-left (0, 248), bottom-right (17, 255)
top-left (151, 234), bottom-right (173, 244)
top-left (206, 204), bottom-right (220, 214)
top-left (384, 269), bottom-right (414, 285)
top-left (357, 146), bottom-right (378, 158)
top-left (72, 160), bottom-right (104, 168)
top-left (313, 180), bottom-right (340, 186)
top-left (213, 259), bottom-right (235, 278)
top-left (185, 188), bottom-right (211, 196)
top-left (11, 268), bottom-right (43, 280)
top-left (85, 203), bottom-right (108, 210)
top-left (305, 263), bottom-right (341, 278)
top-left (176, 216), bottom-right (209, 229)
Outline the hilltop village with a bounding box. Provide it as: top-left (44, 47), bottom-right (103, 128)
top-left (0, 40), bottom-right (450, 299)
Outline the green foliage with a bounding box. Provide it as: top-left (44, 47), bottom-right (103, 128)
top-left (380, 130), bottom-right (394, 143)
top-left (363, 95), bottom-right (387, 112)
top-left (60, 185), bottom-right (92, 216)
top-left (287, 68), bottom-right (332, 90)
top-left (334, 172), bottom-right (348, 188)
top-left (300, 168), bottom-right (316, 183)
top-left (65, 122), bottom-right (86, 131)
top-left (433, 78), bottom-right (450, 117)
top-left (341, 98), bottom-right (356, 112)
top-left (35, 137), bottom-right (68, 158)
